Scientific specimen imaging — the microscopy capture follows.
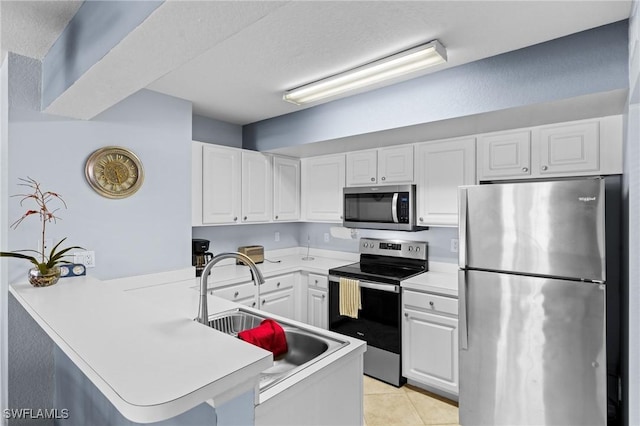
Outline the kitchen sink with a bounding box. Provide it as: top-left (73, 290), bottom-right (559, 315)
top-left (206, 308), bottom-right (348, 391)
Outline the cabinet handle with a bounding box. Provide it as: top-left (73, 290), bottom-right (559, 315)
top-left (315, 279), bottom-right (318, 284)
top-left (322, 294), bottom-right (326, 299)
top-left (381, 176), bottom-right (386, 181)
top-left (404, 312), bottom-right (409, 318)
top-left (233, 217), bottom-right (238, 221)
top-left (277, 282), bottom-right (281, 287)
top-left (522, 167), bottom-right (528, 173)
top-left (429, 301), bottom-right (434, 307)
top-left (244, 216), bottom-right (248, 220)
top-left (541, 165), bottom-right (548, 171)
top-left (234, 291), bottom-right (239, 298)
top-left (252, 302), bottom-right (256, 308)
top-left (370, 177), bottom-right (375, 182)
top-left (262, 299), bottom-right (266, 305)
top-left (275, 215), bottom-right (278, 219)
top-left (340, 215), bottom-right (343, 219)
top-left (419, 217), bottom-right (424, 222)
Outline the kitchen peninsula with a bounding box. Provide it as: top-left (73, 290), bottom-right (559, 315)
top-left (9, 252), bottom-right (367, 425)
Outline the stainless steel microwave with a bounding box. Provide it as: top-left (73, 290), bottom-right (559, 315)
top-left (343, 185), bottom-right (417, 231)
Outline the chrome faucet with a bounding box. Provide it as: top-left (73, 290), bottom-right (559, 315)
top-left (197, 252), bottom-right (266, 325)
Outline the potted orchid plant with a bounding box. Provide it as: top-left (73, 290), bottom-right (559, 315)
top-left (0, 177), bottom-right (83, 287)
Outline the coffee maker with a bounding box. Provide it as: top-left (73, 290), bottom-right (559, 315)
top-left (192, 239), bottom-right (213, 277)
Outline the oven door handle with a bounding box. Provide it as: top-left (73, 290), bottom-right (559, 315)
top-left (329, 276), bottom-right (400, 293)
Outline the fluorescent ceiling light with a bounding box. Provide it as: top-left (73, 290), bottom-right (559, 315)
top-left (283, 40), bottom-right (447, 105)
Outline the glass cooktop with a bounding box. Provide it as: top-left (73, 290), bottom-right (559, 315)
top-left (329, 261), bottom-right (426, 285)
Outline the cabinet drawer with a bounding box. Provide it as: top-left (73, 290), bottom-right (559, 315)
top-left (308, 273), bottom-right (328, 290)
top-left (211, 281), bottom-right (255, 302)
top-left (403, 289), bottom-right (458, 316)
top-left (262, 273), bottom-right (295, 293)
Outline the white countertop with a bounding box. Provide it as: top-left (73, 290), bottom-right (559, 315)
top-left (9, 249), bottom-right (365, 424)
top-left (401, 262), bottom-right (459, 297)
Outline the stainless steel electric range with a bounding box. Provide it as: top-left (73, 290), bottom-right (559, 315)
top-left (328, 238), bottom-right (428, 386)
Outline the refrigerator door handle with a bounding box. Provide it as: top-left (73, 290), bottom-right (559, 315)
top-left (459, 270), bottom-right (468, 350)
top-left (458, 187), bottom-right (468, 268)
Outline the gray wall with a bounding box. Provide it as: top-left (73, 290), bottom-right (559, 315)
top-left (41, 0), bottom-right (162, 109)
top-left (193, 223), bottom-right (458, 264)
top-left (244, 21), bottom-right (629, 151)
top-left (6, 53), bottom-right (192, 424)
top-left (624, 2), bottom-right (639, 425)
top-left (192, 114), bottom-right (242, 148)
top-left (8, 55), bottom-right (192, 283)
top-left (1, 54), bottom-right (9, 426)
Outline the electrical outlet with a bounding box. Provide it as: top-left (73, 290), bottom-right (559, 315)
top-left (74, 251), bottom-right (96, 268)
top-left (324, 233), bottom-right (330, 243)
top-left (275, 232), bottom-right (280, 242)
top-left (450, 239), bottom-right (459, 253)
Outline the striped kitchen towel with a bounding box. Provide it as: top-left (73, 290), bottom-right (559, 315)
top-left (339, 277), bottom-right (362, 319)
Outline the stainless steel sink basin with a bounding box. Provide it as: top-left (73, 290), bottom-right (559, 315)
top-left (206, 308), bottom-right (348, 391)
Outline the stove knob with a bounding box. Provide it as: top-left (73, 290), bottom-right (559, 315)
top-left (416, 247), bottom-right (421, 252)
top-left (408, 246), bottom-right (413, 252)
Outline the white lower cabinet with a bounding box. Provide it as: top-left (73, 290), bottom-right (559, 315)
top-left (402, 289), bottom-right (459, 398)
top-left (259, 273), bottom-right (295, 319)
top-left (208, 280), bottom-right (257, 309)
top-left (306, 273), bottom-right (328, 329)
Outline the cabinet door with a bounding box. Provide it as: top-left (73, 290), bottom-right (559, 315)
top-left (537, 121), bottom-right (599, 175)
top-left (202, 144), bottom-right (242, 224)
top-left (302, 154), bottom-right (346, 222)
top-left (377, 145), bottom-right (414, 183)
top-left (346, 150), bottom-right (377, 186)
top-left (260, 288), bottom-right (295, 319)
top-left (415, 137), bottom-right (475, 226)
top-left (477, 130), bottom-right (531, 180)
top-left (242, 151), bottom-right (272, 223)
top-left (273, 156), bottom-right (300, 221)
top-left (192, 142), bottom-right (204, 227)
top-left (307, 287), bottom-right (328, 329)
top-left (402, 307), bottom-right (459, 395)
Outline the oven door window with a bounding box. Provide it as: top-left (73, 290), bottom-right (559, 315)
top-left (328, 281), bottom-right (400, 354)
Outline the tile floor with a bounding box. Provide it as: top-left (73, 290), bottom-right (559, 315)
top-left (363, 376), bottom-right (459, 426)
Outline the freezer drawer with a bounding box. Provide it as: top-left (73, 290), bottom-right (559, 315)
top-left (459, 270), bottom-right (607, 425)
top-left (459, 178), bottom-right (606, 282)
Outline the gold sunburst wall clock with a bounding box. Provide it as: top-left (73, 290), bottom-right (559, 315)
top-left (85, 146), bottom-right (144, 199)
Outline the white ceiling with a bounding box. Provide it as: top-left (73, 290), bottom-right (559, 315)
top-left (0, 1), bottom-right (633, 125)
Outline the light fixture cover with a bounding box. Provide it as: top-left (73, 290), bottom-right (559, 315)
top-left (283, 40), bottom-right (447, 105)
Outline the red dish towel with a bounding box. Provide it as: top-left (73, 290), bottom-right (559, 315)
top-left (238, 319), bottom-right (288, 357)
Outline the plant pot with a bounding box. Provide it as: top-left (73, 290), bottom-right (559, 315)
top-left (28, 266), bottom-right (61, 287)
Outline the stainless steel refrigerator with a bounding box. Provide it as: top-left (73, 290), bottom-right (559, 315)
top-left (458, 177), bottom-right (620, 425)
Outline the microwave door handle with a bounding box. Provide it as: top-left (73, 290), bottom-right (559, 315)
top-left (391, 193), bottom-right (399, 223)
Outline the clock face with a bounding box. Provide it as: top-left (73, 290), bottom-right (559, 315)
top-left (85, 146), bottom-right (144, 198)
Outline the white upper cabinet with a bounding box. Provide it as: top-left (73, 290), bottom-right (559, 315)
top-left (201, 144), bottom-right (242, 225)
top-left (273, 156), bottom-right (300, 221)
top-left (346, 145), bottom-right (413, 186)
top-left (241, 151), bottom-right (272, 223)
top-left (477, 116), bottom-right (622, 181)
top-left (537, 121), bottom-right (599, 175)
top-left (415, 137), bottom-right (476, 227)
top-left (301, 154), bottom-right (345, 222)
top-left (477, 130), bottom-right (531, 179)
top-left (346, 150), bottom-right (377, 185)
